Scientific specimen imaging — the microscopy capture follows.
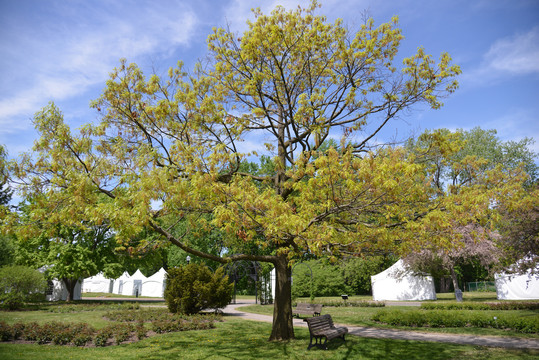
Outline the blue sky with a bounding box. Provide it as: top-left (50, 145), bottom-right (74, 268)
top-left (1, 0), bottom-right (538, 158)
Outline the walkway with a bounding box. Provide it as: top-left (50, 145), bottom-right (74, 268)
top-left (224, 301), bottom-right (539, 350)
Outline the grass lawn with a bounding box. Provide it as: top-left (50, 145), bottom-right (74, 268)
top-left (0, 317), bottom-right (538, 360)
top-left (240, 292), bottom-right (539, 338)
top-left (1, 293), bottom-right (537, 359)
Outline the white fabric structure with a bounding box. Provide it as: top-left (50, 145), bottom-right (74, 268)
top-left (495, 266), bottom-right (539, 300)
top-left (140, 268), bottom-right (167, 297)
top-left (82, 273), bottom-right (114, 293)
top-left (112, 271), bottom-right (133, 296)
top-left (38, 265), bottom-right (82, 301)
top-left (110, 269), bottom-right (167, 297)
top-left (371, 260), bottom-right (437, 301)
top-left (46, 279), bottom-right (82, 301)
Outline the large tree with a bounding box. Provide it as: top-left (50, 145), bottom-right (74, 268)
top-left (10, 2), bottom-right (520, 341)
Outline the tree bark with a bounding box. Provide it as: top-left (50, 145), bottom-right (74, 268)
top-left (62, 278), bottom-right (78, 302)
top-left (449, 266), bottom-right (463, 302)
top-left (269, 255), bottom-right (295, 341)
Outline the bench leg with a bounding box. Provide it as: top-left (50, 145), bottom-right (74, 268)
top-left (307, 335), bottom-right (328, 350)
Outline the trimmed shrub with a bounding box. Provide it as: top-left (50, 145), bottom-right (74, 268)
top-left (0, 265), bottom-right (46, 310)
top-left (295, 299), bottom-right (385, 307)
top-left (372, 309), bottom-right (539, 333)
top-left (164, 264), bottom-right (233, 315)
top-left (421, 302), bottom-right (539, 311)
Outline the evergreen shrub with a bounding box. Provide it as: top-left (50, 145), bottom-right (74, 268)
top-left (164, 264), bottom-right (233, 315)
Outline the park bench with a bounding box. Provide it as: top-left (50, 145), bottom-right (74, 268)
top-left (293, 303), bottom-right (322, 317)
top-left (304, 314), bottom-right (348, 350)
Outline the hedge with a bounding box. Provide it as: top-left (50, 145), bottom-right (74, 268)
top-left (372, 309), bottom-right (539, 333)
top-left (421, 302), bottom-right (539, 311)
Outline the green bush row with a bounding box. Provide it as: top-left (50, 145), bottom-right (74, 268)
top-left (152, 317), bottom-right (215, 334)
top-left (294, 299), bottom-right (385, 308)
top-left (421, 301), bottom-right (539, 311)
top-left (0, 321), bottom-right (96, 345)
top-left (372, 309), bottom-right (539, 333)
top-left (0, 313), bottom-right (219, 346)
top-left (42, 302), bottom-right (140, 313)
top-left (105, 308), bottom-right (221, 323)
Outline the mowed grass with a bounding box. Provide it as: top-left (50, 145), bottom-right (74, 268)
top-left (240, 292), bottom-right (539, 338)
top-left (1, 293), bottom-right (538, 359)
top-left (1, 317), bottom-right (538, 360)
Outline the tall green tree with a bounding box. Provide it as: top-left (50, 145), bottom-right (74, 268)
top-left (11, 2), bottom-right (518, 341)
top-left (13, 211), bottom-right (121, 301)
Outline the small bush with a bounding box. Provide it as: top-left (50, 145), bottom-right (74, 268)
top-left (0, 265), bottom-right (46, 310)
top-left (164, 264), bottom-right (233, 315)
top-left (93, 327), bottom-right (112, 347)
top-left (0, 321), bottom-right (12, 341)
top-left (73, 333), bottom-right (93, 347)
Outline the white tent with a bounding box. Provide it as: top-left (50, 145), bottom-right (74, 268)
top-left (140, 268), bottom-right (167, 297)
top-left (371, 260), bottom-right (437, 301)
top-left (45, 279), bottom-right (82, 301)
top-left (82, 273), bottom-right (114, 294)
top-left (495, 265), bottom-right (539, 300)
top-left (38, 266), bottom-right (82, 301)
top-left (112, 271), bottom-right (133, 296)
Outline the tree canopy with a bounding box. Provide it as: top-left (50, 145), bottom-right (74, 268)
top-left (7, 2), bottom-right (522, 341)
top-left (404, 127), bottom-right (537, 293)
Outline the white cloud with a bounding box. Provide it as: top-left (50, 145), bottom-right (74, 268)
top-left (483, 109), bottom-right (539, 153)
top-left (484, 26), bottom-right (539, 75)
top-left (459, 26), bottom-right (539, 87)
top-left (0, 1), bottom-right (199, 133)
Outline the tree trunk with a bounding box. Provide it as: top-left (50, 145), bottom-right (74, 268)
top-left (439, 277), bottom-right (451, 293)
top-left (269, 255), bottom-right (295, 341)
top-left (449, 266), bottom-right (463, 302)
top-left (62, 278), bottom-right (78, 302)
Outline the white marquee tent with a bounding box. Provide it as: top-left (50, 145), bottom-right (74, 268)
top-left (82, 273), bottom-right (114, 294)
top-left (111, 271), bottom-right (133, 296)
top-left (140, 267), bottom-right (167, 297)
top-left (495, 265), bottom-right (539, 300)
top-left (371, 260), bottom-right (437, 301)
top-left (39, 265), bottom-right (82, 301)
top-left (107, 269), bottom-right (167, 298)
top-left (45, 279), bottom-right (82, 301)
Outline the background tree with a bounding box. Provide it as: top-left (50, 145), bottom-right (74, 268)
top-left (9, 2), bottom-right (499, 341)
top-left (495, 184), bottom-right (538, 274)
top-left (0, 144), bottom-right (15, 266)
top-left (291, 259), bottom-right (352, 299)
top-left (404, 127), bottom-right (537, 295)
top-left (340, 255), bottom-right (396, 295)
top-left (10, 194), bottom-right (124, 301)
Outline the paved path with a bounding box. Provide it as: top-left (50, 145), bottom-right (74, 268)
top-left (224, 301), bottom-right (539, 350)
